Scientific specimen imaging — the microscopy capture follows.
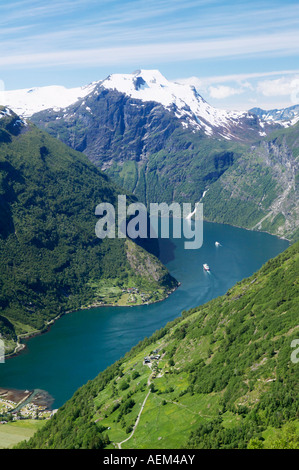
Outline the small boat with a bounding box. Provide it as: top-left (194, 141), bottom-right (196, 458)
top-left (203, 263), bottom-right (210, 271)
top-left (215, 241), bottom-right (221, 246)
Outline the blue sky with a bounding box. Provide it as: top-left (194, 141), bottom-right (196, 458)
top-left (1, 0), bottom-right (299, 110)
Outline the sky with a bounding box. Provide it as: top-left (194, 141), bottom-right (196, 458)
top-left (1, 0), bottom-right (299, 110)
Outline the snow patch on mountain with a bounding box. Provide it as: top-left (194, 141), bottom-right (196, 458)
top-left (0, 83), bottom-right (98, 118)
top-left (250, 105), bottom-right (299, 128)
top-left (101, 69), bottom-right (248, 136)
top-left (0, 107), bottom-right (13, 119)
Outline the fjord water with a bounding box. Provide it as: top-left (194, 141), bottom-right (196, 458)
top-left (0, 221), bottom-right (289, 408)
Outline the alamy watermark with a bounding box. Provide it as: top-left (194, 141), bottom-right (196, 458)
top-left (95, 196), bottom-right (203, 249)
top-left (290, 339), bottom-right (299, 364)
top-left (0, 334), bottom-right (4, 364)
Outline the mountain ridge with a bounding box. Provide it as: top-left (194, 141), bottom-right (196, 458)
top-left (203, 120), bottom-right (299, 241)
top-left (28, 79), bottom-right (298, 241)
top-left (2, 71), bottom-right (298, 241)
top-left (1, 69), bottom-right (280, 140)
top-left (250, 105), bottom-right (299, 127)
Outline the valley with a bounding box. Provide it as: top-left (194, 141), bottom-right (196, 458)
top-left (0, 67), bottom-right (298, 450)
top-left (15, 241), bottom-right (298, 449)
top-left (0, 219), bottom-right (289, 449)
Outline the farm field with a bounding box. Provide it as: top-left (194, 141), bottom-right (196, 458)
top-left (0, 420), bottom-right (46, 449)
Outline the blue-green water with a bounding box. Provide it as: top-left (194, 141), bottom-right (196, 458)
top-left (0, 222), bottom-right (289, 408)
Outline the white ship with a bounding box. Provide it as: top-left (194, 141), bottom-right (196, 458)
top-left (215, 241), bottom-right (221, 246)
top-left (203, 263), bottom-right (210, 271)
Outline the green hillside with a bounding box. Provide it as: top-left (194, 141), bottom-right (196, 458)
top-left (0, 107), bottom-right (177, 355)
top-left (31, 91), bottom-right (246, 208)
top-left (18, 241), bottom-right (299, 449)
top-left (204, 122), bottom-right (299, 242)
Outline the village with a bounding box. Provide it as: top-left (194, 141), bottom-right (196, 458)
top-left (143, 349), bottom-right (161, 364)
top-left (121, 287), bottom-right (155, 304)
top-left (143, 349), bottom-right (163, 379)
top-left (0, 388), bottom-right (56, 425)
top-left (0, 397), bottom-right (53, 423)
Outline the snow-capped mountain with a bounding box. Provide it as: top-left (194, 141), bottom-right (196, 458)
top-left (0, 83), bottom-right (97, 118)
top-left (2, 71), bottom-right (296, 242)
top-left (100, 69), bottom-right (252, 138)
top-left (250, 105), bottom-right (299, 128)
top-left (1, 69), bottom-right (278, 140)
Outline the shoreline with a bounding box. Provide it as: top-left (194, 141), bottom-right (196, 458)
top-left (4, 283), bottom-right (180, 360)
top-left (151, 212), bottom-right (291, 241)
top-left (167, 211), bottom-right (291, 243)
top-left (0, 387), bottom-right (55, 413)
top-left (78, 283), bottom-right (180, 311)
top-left (201, 217), bottom-right (291, 243)
top-left (3, 220), bottom-right (290, 360)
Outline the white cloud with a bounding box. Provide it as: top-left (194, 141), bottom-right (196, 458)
top-left (257, 76), bottom-right (299, 97)
top-left (208, 81), bottom-right (252, 100)
top-left (175, 71), bottom-right (299, 108)
top-left (176, 69), bottom-right (299, 87)
top-left (208, 85), bottom-right (244, 99)
top-left (1, 31), bottom-right (299, 69)
top-left (174, 76), bottom-right (204, 89)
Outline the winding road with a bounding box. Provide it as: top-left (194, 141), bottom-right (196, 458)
top-left (117, 362), bottom-right (153, 449)
top-left (117, 388), bottom-right (151, 449)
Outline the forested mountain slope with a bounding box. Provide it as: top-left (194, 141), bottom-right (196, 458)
top-left (0, 107), bottom-right (177, 355)
top-left (19, 241), bottom-right (299, 449)
top-left (30, 86), bottom-right (246, 207)
top-left (204, 121), bottom-right (299, 241)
